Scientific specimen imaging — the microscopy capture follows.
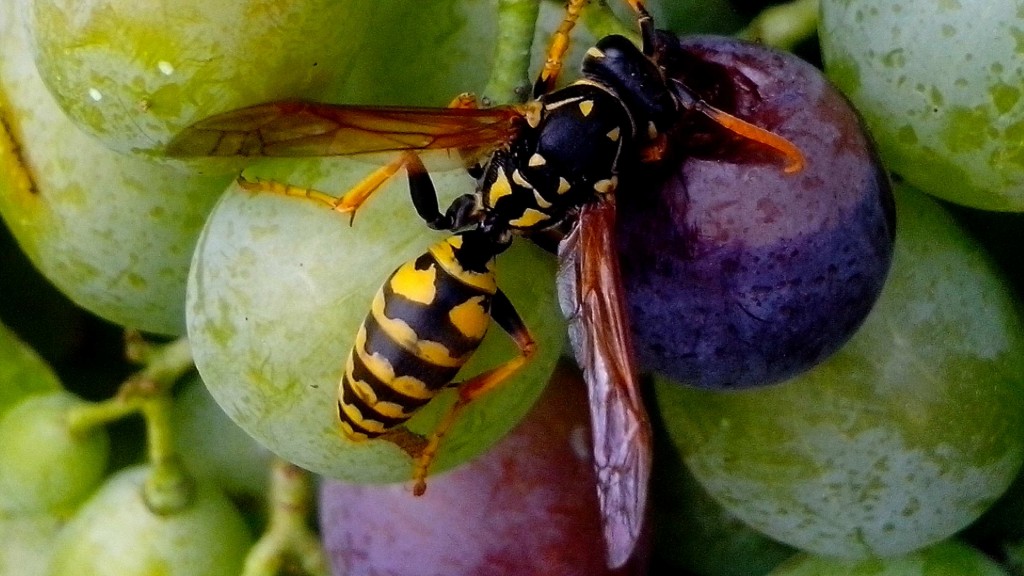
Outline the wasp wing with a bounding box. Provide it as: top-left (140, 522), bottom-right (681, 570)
top-left (166, 100), bottom-right (524, 158)
top-left (556, 197), bottom-right (653, 570)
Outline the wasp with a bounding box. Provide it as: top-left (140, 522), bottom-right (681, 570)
top-left (168, 0), bottom-right (803, 568)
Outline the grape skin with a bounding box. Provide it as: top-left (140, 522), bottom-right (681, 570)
top-left (618, 35), bottom-right (894, 389)
top-left (656, 185), bottom-right (1024, 558)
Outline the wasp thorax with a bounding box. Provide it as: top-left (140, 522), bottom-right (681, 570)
top-left (581, 34), bottom-right (679, 140)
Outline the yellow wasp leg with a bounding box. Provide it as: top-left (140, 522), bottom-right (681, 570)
top-left (236, 177), bottom-right (349, 212)
top-left (235, 152), bottom-right (414, 225)
top-left (534, 0), bottom-right (588, 96)
top-left (334, 152), bottom-right (416, 223)
top-left (330, 94), bottom-right (482, 222)
top-left (411, 290), bottom-right (536, 496)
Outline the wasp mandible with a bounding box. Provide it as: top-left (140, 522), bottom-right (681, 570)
top-left (168, 0), bottom-right (803, 568)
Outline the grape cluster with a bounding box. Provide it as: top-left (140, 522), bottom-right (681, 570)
top-left (2, 0), bottom-right (1024, 575)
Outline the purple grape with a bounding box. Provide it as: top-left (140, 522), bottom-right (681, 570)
top-left (318, 363), bottom-right (647, 576)
top-left (617, 35), bottom-right (895, 389)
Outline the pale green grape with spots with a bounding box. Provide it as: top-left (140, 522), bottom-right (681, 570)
top-left (820, 0), bottom-right (1024, 211)
top-left (48, 466), bottom-right (253, 576)
top-left (656, 185), bottom-right (1024, 557)
top-left (0, 392), bottom-right (110, 517)
top-left (186, 161), bottom-right (565, 484)
top-left (26, 0), bottom-right (497, 155)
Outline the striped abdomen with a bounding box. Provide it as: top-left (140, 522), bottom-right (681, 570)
top-left (338, 234), bottom-right (497, 440)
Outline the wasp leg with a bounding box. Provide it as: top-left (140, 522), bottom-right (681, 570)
top-left (236, 177), bottom-right (351, 212)
top-left (445, 93), bottom-right (489, 177)
top-left (534, 0), bottom-right (588, 98)
top-left (411, 289), bottom-right (536, 496)
top-left (448, 92), bottom-right (479, 110)
top-left (332, 152), bottom-right (417, 223)
top-left (377, 427), bottom-right (430, 459)
top-left (402, 152), bottom-right (481, 231)
top-left (621, 0), bottom-right (656, 56)
top-left (236, 152), bottom-right (413, 226)
top-left (338, 93), bottom-right (485, 222)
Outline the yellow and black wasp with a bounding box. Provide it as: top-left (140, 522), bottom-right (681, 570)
top-left (168, 0), bottom-right (803, 568)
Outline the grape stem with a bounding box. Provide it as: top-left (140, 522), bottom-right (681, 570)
top-left (65, 332), bottom-right (197, 513)
top-left (581, 1), bottom-right (639, 45)
top-left (242, 459), bottom-right (328, 576)
top-left (737, 0), bottom-right (819, 51)
top-left (482, 0), bottom-right (541, 104)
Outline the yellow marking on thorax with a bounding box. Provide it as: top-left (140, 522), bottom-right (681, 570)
top-left (593, 176), bottom-right (617, 194)
top-left (511, 169), bottom-right (532, 189)
top-left (607, 126), bottom-right (621, 142)
top-left (556, 177), bottom-right (571, 195)
top-left (543, 95), bottom-right (585, 112)
top-left (448, 296), bottom-right (490, 340)
top-left (586, 46), bottom-right (605, 59)
top-left (533, 189), bottom-right (553, 209)
top-left (528, 153), bottom-right (547, 167)
top-left (389, 261), bottom-right (437, 305)
top-left (428, 237), bottom-right (498, 294)
top-left (487, 168), bottom-right (513, 206)
top-left (510, 208), bottom-right (549, 228)
top-left (371, 290), bottom-right (466, 368)
top-left (578, 100), bottom-right (594, 117)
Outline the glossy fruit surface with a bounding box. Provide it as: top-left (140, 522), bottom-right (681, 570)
top-left (0, 3), bottom-right (227, 335)
top-left (618, 35), bottom-right (894, 389)
top-left (819, 0), bottom-right (1024, 211)
top-left (0, 321), bottom-right (61, 415)
top-left (48, 466), bottom-right (253, 576)
top-left (0, 391), bottom-right (110, 516)
top-left (26, 0), bottom-right (496, 155)
top-left (187, 163), bottom-right (564, 484)
top-left (650, 436), bottom-right (795, 576)
top-left (172, 374), bottom-right (273, 499)
top-left (319, 362), bottom-right (641, 576)
top-left (655, 185), bottom-right (1024, 557)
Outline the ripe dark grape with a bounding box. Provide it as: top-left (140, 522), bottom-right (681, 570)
top-left (617, 35), bottom-right (895, 389)
top-left (318, 362), bottom-right (645, 576)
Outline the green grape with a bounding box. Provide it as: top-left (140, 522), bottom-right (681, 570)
top-left (186, 159), bottom-right (564, 484)
top-left (0, 3), bottom-right (228, 335)
top-left (1006, 540), bottom-right (1024, 575)
top-left (651, 439), bottom-right (796, 576)
top-left (172, 374), bottom-right (273, 499)
top-left (0, 391), bottom-right (110, 517)
top-left (769, 541), bottom-right (1009, 576)
top-left (655, 184), bottom-right (1024, 558)
top-left (26, 0), bottom-right (496, 155)
top-left (0, 320), bottom-right (60, 415)
top-left (819, 0), bottom-right (1024, 211)
top-left (0, 514), bottom-right (63, 576)
top-left (48, 466), bottom-right (253, 576)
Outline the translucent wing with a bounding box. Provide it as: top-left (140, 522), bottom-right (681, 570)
top-left (166, 100), bottom-right (524, 158)
top-left (556, 197), bottom-right (653, 570)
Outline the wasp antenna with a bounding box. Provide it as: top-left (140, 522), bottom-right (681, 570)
top-left (697, 102), bottom-right (806, 174)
